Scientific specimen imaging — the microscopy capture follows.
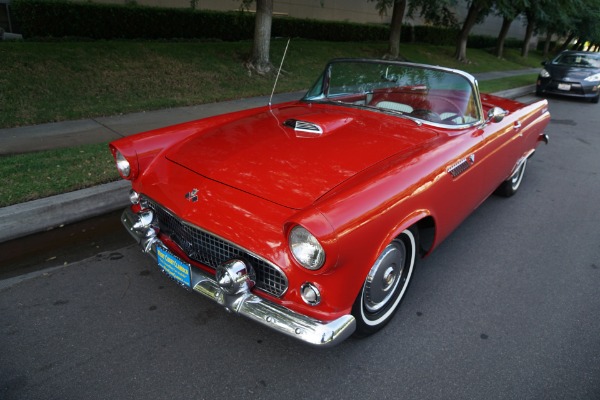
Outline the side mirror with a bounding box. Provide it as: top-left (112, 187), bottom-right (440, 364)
top-left (541, 61), bottom-right (547, 66)
top-left (486, 107), bottom-right (509, 123)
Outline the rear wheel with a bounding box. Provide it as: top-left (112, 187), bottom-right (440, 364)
top-left (351, 228), bottom-right (417, 337)
top-left (495, 158), bottom-right (527, 197)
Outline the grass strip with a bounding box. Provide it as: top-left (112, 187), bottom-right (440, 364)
top-left (0, 143), bottom-right (118, 207)
top-left (479, 74), bottom-right (539, 93)
top-left (0, 40), bottom-right (545, 129)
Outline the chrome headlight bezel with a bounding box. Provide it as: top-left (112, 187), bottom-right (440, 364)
top-left (115, 150), bottom-right (131, 178)
top-left (289, 225), bottom-right (326, 270)
top-left (539, 68), bottom-right (550, 78)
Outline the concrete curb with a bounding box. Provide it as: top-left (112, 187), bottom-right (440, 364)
top-left (491, 84), bottom-right (536, 99)
top-left (0, 86), bottom-right (536, 244)
top-left (0, 180), bottom-right (130, 243)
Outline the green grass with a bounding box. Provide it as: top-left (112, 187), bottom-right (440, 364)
top-left (479, 74), bottom-right (538, 93)
top-left (0, 40), bottom-right (545, 207)
top-left (0, 40), bottom-right (388, 128)
top-left (0, 40), bottom-right (544, 129)
top-left (0, 143), bottom-right (118, 207)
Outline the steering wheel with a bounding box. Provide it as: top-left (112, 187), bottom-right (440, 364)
top-left (436, 97), bottom-right (466, 124)
top-left (410, 109), bottom-right (442, 122)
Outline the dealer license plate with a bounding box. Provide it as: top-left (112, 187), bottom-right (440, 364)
top-left (557, 83), bottom-right (571, 91)
top-left (157, 247), bottom-right (191, 288)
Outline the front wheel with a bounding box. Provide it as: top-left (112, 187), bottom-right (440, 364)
top-left (351, 228), bottom-right (417, 337)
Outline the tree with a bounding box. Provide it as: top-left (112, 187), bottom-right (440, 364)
top-left (407, 0), bottom-right (459, 28)
top-left (243, 0), bottom-right (274, 75)
top-left (369, 0), bottom-right (408, 59)
top-left (519, 0), bottom-right (591, 56)
top-left (454, 0), bottom-right (494, 62)
top-left (407, 0), bottom-right (493, 62)
top-left (571, 0), bottom-right (600, 50)
top-left (493, 0), bottom-right (527, 59)
top-left (520, 2), bottom-right (539, 57)
top-left (535, 0), bottom-right (582, 57)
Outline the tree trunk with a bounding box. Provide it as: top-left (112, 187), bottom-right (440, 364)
top-left (496, 16), bottom-right (513, 59)
top-left (247, 0), bottom-right (274, 75)
top-left (521, 18), bottom-right (535, 58)
top-left (455, 2), bottom-right (482, 62)
top-left (558, 32), bottom-right (575, 52)
top-left (543, 31), bottom-right (552, 58)
top-left (386, 0), bottom-right (407, 59)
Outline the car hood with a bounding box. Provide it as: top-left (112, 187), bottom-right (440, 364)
top-left (547, 64), bottom-right (600, 81)
top-left (165, 103), bottom-right (437, 209)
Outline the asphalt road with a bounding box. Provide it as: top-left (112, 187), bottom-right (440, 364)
top-left (1, 95), bottom-right (599, 400)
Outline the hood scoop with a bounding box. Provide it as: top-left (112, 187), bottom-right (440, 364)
top-left (284, 119), bottom-right (323, 135)
top-left (279, 111), bottom-right (354, 138)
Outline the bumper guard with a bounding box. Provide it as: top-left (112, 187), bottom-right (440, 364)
top-left (121, 208), bottom-right (356, 347)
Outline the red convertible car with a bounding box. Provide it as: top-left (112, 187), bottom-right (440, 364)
top-left (110, 59), bottom-right (550, 347)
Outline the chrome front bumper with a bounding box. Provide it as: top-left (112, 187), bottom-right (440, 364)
top-left (121, 208), bottom-right (356, 347)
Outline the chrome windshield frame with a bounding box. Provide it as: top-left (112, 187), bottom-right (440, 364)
top-left (302, 58), bottom-right (484, 130)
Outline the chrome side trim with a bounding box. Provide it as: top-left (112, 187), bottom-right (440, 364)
top-left (121, 208), bottom-right (356, 347)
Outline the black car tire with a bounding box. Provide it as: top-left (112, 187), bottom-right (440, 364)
top-left (495, 158), bottom-right (527, 197)
top-left (351, 228), bottom-right (418, 337)
top-left (591, 95), bottom-right (599, 104)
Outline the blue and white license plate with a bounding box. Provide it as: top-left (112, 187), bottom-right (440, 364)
top-left (157, 246), bottom-right (191, 288)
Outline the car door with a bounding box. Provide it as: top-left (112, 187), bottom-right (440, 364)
top-left (472, 110), bottom-right (525, 198)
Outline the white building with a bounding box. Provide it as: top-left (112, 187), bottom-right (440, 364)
top-left (189, 0), bottom-right (533, 43)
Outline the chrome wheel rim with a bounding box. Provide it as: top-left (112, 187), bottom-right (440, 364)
top-left (363, 241), bottom-right (406, 313)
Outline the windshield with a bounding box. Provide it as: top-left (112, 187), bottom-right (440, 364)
top-left (303, 60), bottom-right (481, 127)
top-left (553, 52), bottom-right (600, 68)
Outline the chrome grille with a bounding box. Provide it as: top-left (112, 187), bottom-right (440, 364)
top-left (144, 198), bottom-right (288, 297)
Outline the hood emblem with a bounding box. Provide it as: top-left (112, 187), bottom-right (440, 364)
top-left (185, 188), bottom-right (199, 202)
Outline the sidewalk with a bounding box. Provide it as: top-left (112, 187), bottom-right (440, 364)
top-left (0, 69), bottom-right (539, 243)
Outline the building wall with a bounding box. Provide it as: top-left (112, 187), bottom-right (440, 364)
top-left (194, 0), bottom-right (385, 23)
top-left (90, 0), bottom-right (534, 43)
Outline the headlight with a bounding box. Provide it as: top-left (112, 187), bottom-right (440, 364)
top-left (539, 68), bottom-right (550, 78)
top-left (584, 73), bottom-right (600, 82)
top-left (115, 150), bottom-right (131, 178)
top-left (289, 226), bottom-right (325, 270)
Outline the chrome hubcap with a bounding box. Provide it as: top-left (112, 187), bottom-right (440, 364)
top-left (363, 241), bottom-right (406, 313)
top-left (382, 267), bottom-right (396, 290)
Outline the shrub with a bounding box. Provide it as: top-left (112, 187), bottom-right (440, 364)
top-left (11, 0), bottom-right (520, 48)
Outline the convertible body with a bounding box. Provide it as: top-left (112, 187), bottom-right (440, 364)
top-left (110, 59), bottom-right (550, 346)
